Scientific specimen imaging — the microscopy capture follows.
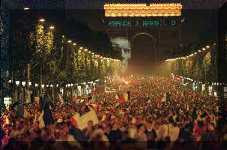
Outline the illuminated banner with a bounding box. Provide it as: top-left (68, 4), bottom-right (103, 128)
top-left (105, 18), bottom-right (179, 28)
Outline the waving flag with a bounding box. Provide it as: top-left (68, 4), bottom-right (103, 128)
top-left (71, 107), bottom-right (99, 130)
top-left (119, 95), bottom-right (126, 104)
top-left (40, 95), bottom-right (54, 126)
top-left (116, 92), bottom-right (129, 104)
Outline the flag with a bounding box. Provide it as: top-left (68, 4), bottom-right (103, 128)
top-left (38, 110), bottom-right (45, 128)
top-left (71, 107), bottom-right (99, 130)
top-left (118, 95), bottom-right (126, 104)
top-left (58, 94), bottom-right (64, 104)
top-left (116, 93), bottom-right (128, 104)
top-left (41, 95), bottom-right (54, 126)
top-left (123, 92), bottom-right (128, 102)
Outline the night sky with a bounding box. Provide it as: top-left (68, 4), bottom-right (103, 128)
top-left (3, 0), bottom-right (223, 9)
top-left (5, 0), bottom-right (222, 71)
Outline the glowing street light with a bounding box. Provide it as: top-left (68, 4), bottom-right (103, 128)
top-left (68, 40), bottom-right (72, 43)
top-left (22, 81), bottom-right (26, 87)
top-left (39, 18), bottom-right (45, 22)
top-left (73, 43), bottom-right (77, 46)
top-left (49, 26), bottom-right (55, 30)
top-left (24, 7), bottom-right (30, 10)
top-left (15, 81), bottom-right (20, 86)
top-left (35, 83), bottom-right (39, 87)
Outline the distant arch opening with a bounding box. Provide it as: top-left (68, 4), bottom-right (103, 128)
top-left (128, 32), bottom-right (157, 74)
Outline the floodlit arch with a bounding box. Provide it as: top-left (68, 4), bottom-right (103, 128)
top-left (132, 32), bottom-right (156, 43)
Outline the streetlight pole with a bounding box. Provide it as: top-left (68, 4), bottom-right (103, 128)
top-left (28, 81), bottom-right (32, 103)
top-left (70, 84), bottom-right (73, 100)
top-left (40, 61), bottom-right (43, 96)
top-left (38, 18), bottom-right (45, 97)
top-left (35, 83), bottom-right (38, 97)
top-left (22, 81), bottom-right (26, 102)
top-left (15, 81), bottom-right (20, 101)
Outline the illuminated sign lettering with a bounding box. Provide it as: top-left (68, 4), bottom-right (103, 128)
top-left (106, 19), bottom-right (177, 27)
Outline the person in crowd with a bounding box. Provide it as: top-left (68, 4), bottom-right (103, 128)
top-left (0, 75), bottom-right (222, 150)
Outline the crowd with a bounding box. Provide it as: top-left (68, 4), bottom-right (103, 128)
top-left (0, 76), bottom-right (226, 150)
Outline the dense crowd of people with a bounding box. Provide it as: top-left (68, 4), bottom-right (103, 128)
top-left (0, 76), bottom-right (226, 150)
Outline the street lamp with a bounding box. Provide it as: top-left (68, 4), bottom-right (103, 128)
top-left (15, 81), bottom-right (20, 100)
top-left (22, 81), bottom-right (26, 87)
top-left (68, 40), bottom-right (72, 43)
top-left (22, 81), bottom-right (26, 101)
top-left (24, 7), bottom-right (30, 10)
top-left (49, 26), bottom-right (55, 30)
top-left (39, 18), bottom-right (45, 22)
top-left (15, 81), bottom-right (20, 86)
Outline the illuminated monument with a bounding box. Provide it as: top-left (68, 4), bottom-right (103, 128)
top-left (104, 2), bottom-right (183, 73)
top-left (104, 3), bottom-right (182, 17)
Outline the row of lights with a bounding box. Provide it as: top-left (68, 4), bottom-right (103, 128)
top-left (183, 76), bottom-right (224, 86)
top-left (104, 3), bottom-right (182, 17)
top-left (38, 18), bottom-right (55, 30)
top-left (66, 39), bottom-right (120, 62)
top-left (9, 79), bottom-right (100, 88)
top-left (38, 18), bottom-right (120, 62)
top-left (173, 73), bottom-right (224, 86)
top-left (104, 3), bottom-right (183, 9)
top-left (165, 44), bottom-right (213, 62)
